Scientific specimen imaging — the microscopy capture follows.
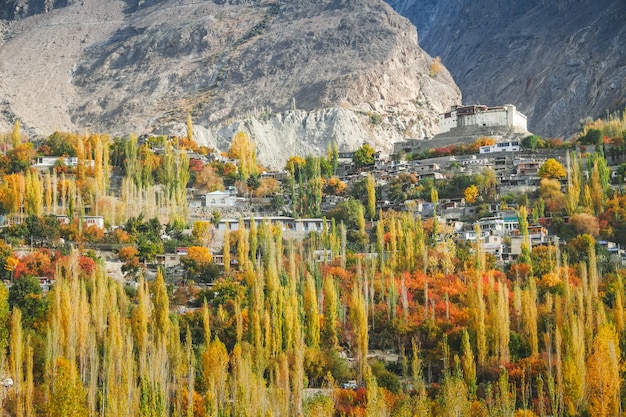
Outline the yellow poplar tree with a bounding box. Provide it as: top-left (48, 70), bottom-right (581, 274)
top-left (586, 324), bottom-right (620, 417)
top-left (303, 274), bottom-right (320, 348)
top-left (153, 268), bottom-right (170, 343)
top-left (322, 275), bottom-right (339, 350)
top-left (350, 284), bottom-right (368, 381)
top-left (365, 174), bottom-right (376, 220)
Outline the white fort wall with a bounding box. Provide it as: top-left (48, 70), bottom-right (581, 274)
top-left (438, 104), bottom-right (527, 134)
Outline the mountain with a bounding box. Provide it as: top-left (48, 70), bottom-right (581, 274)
top-left (386, 0), bottom-right (626, 138)
top-left (0, 0), bottom-right (460, 167)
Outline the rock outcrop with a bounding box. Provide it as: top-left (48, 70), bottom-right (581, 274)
top-left (386, 0), bottom-right (626, 138)
top-left (0, 0), bottom-right (460, 167)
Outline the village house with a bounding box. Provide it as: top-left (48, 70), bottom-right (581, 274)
top-left (213, 217), bottom-right (330, 241)
top-left (479, 140), bottom-right (520, 154)
top-left (32, 156), bottom-right (95, 171)
top-left (205, 190), bottom-right (237, 207)
top-left (515, 159), bottom-right (543, 176)
top-left (56, 215), bottom-right (105, 229)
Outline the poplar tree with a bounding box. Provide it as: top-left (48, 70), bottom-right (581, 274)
top-left (322, 275), bottom-right (339, 350)
top-left (586, 324), bottom-right (621, 417)
top-left (223, 230), bottom-right (231, 275)
top-left (461, 329), bottom-right (477, 397)
top-left (11, 120), bottom-right (21, 148)
top-left (0, 284), bottom-right (8, 352)
top-left (365, 174), bottom-right (376, 220)
top-left (303, 274), bottom-right (320, 348)
top-left (350, 284), bottom-right (368, 381)
top-left (10, 308), bottom-right (24, 417)
top-left (153, 268), bottom-right (170, 343)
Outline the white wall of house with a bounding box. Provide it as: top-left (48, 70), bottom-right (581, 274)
top-left (479, 141), bottom-right (520, 154)
top-left (205, 191), bottom-right (236, 207)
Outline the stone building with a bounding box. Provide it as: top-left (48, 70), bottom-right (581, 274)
top-left (439, 104), bottom-right (527, 134)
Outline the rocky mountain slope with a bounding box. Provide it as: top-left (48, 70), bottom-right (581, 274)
top-left (385, 0), bottom-right (626, 138)
top-left (0, 0), bottom-right (460, 167)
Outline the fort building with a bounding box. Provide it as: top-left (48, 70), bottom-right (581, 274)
top-left (439, 104), bottom-right (527, 134)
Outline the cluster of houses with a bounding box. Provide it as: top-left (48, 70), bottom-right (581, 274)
top-left (10, 105), bottom-right (626, 270)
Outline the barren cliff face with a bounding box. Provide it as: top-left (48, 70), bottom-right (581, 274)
top-left (386, 0), bottom-right (626, 138)
top-left (0, 0), bottom-right (460, 167)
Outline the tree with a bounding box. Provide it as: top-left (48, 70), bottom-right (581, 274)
top-left (323, 177), bottom-right (346, 196)
top-left (538, 158), bottom-right (566, 179)
top-left (8, 275), bottom-right (48, 328)
top-left (521, 135), bottom-right (540, 150)
top-left (321, 275), bottom-right (339, 350)
top-left (181, 246), bottom-right (220, 283)
top-left (464, 185), bottom-right (479, 204)
top-left (285, 156), bottom-right (306, 181)
top-left (353, 144), bottom-right (375, 167)
top-left (474, 168), bottom-right (497, 202)
top-left (388, 173), bottom-right (417, 203)
top-left (39, 132), bottom-right (77, 157)
top-left (11, 120), bottom-right (21, 148)
top-left (228, 131), bottom-right (258, 180)
top-left (254, 178), bottom-right (279, 198)
top-left (586, 325), bottom-right (620, 417)
top-left (579, 128), bottom-right (602, 145)
top-left (7, 143), bottom-right (36, 173)
top-left (365, 174), bottom-right (376, 220)
top-left (152, 267), bottom-right (170, 341)
top-left (118, 246), bottom-right (141, 277)
top-left (246, 174), bottom-right (260, 199)
top-left (568, 212), bottom-right (600, 237)
top-left (47, 358), bottom-right (89, 417)
top-left (195, 165), bottom-right (224, 192)
top-left (186, 112), bottom-right (194, 143)
top-left (429, 56), bottom-right (443, 77)
top-left (0, 283), bottom-right (8, 351)
top-left (137, 236), bottom-right (161, 263)
top-left (191, 221), bottom-right (213, 247)
top-left (539, 178), bottom-right (566, 213)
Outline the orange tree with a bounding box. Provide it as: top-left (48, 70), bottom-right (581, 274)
top-left (181, 246), bottom-right (220, 283)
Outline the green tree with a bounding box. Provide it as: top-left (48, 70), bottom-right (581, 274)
top-left (353, 143), bottom-right (376, 167)
top-left (474, 168), bottom-right (497, 202)
top-left (521, 134), bottom-right (540, 150)
top-left (0, 283), bottom-right (9, 351)
top-left (8, 275), bottom-right (48, 328)
top-left (579, 128), bottom-right (602, 145)
top-left (39, 132), bottom-right (77, 157)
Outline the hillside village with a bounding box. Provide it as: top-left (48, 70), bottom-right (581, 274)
top-left (171, 104), bottom-right (623, 273)
top-left (2, 104), bottom-right (625, 283)
top-left (0, 106), bottom-right (626, 417)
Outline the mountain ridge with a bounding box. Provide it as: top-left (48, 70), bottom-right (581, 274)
top-left (0, 0), bottom-right (461, 167)
top-left (385, 0), bottom-right (626, 138)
